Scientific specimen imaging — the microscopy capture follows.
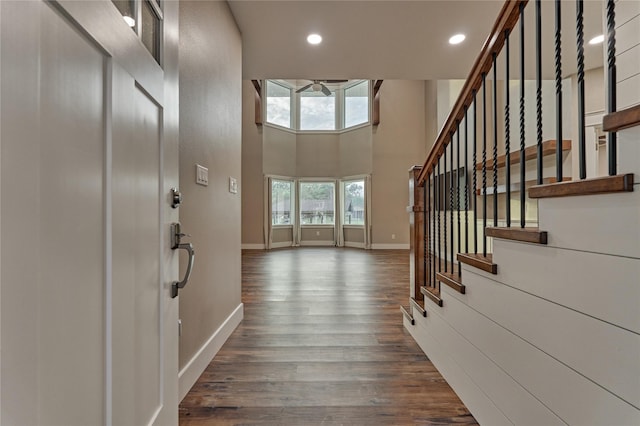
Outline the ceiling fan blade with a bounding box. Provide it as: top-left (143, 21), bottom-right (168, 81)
top-left (321, 84), bottom-right (331, 96)
top-left (296, 84), bottom-right (312, 93)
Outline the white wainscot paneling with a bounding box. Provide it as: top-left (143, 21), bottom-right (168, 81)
top-left (617, 74), bottom-right (640, 110)
top-left (405, 316), bottom-right (512, 426)
top-left (490, 238), bottom-right (640, 335)
top-left (617, 45), bottom-right (640, 83)
top-left (538, 187), bottom-right (640, 259)
top-left (451, 268), bottom-right (640, 410)
top-left (419, 306), bottom-right (564, 425)
top-left (616, 0), bottom-right (640, 28)
top-left (438, 283), bottom-right (640, 425)
top-left (618, 126), bottom-right (640, 179)
top-left (616, 14), bottom-right (640, 54)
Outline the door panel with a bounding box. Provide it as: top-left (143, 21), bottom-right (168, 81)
top-left (113, 68), bottom-right (164, 425)
top-left (1, 2), bottom-right (105, 424)
top-left (1, 1), bottom-right (178, 424)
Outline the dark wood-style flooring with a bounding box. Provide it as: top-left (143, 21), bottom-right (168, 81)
top-left (179, 248), bottom-right (477, 425)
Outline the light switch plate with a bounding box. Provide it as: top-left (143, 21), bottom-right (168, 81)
top-left (229, 177), bottom-right (238, 194)
top-left (196, 164), bottom-right (208, 186)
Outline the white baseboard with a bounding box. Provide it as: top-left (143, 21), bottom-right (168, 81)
top-left (371, 243), bottom-right (409, 249)
top-left (271, 241), bottom-right (293, 249)
top-left (299, 241), bottom-right (335, 246)
top-left (241, 243), bottom-right (265, 249)
top-left (178, 303), bottom-right (244, 401)
top-left (344, 241), bottom-right (365, 249)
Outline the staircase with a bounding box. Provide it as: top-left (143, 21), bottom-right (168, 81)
top-left (403, 1), bottom-right (640, 424)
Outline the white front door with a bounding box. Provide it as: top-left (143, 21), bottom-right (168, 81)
top-left (0, 1), bottom-right (179, 424)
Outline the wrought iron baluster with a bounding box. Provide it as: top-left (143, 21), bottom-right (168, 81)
top-left (555, 0), bottom-right (563, 181)
top-left (456, 124), bottom-right (461, 277)
top-left (536, 0), bottom-right (543, 184)
top-left (437, 161), bottom-right (442, 275)
top-left (492, 53), bottom-right (498, 228)
top-left (464, 106), bottom-right (469, 254)
top-left (577, 0), bottom-right (586, 179)
top-left (450, 133), bottom-right (455, 273)
top-left (519, 2), bottom-right (526, 228)
top-left (606, 0), bottom-right (617, 175)
top-left (423, 181), bottom-right (428, 288)
top-left (505, 29), bottom-right (512, 227)
top-left (473, 91), bottom-right (479, 253)
top-left (444, 146), bottom-right (448, 272)
top-left (482, 72), bottom-right (488, 256)
top-left (431, 171), bottom-right (436, 287)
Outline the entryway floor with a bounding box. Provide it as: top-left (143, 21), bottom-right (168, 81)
top-left (179, 247), bottom-right (477, 425)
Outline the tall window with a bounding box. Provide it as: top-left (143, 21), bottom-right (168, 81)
top-left (343, 180), bottom-right (365, 225)
top-left (299, 182), bottom-right (335, 225)
top-left (266, 81), bottom-right (292, 128)
top-left (272, 180), bottom-right (293, 225)
top-left (344, 81), bottom-right (369, 128)
top-left (300, 91), bottom-right (336, 130)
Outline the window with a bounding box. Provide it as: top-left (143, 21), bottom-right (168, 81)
top-left (344, 81), bottom-right (369, 128)
top-left (299, 182), bottom-right (335, 225)
top-left (111, 0), bottom-right (163, 64)
top-left (272, 180), bottom-right (293, 225)
top-left (343, 180), bottom-right (365, 225)
top-left (266, 81), bottom-right (292, 128)
top-left (300, 91), bottom-right (336, 130)
top-left (264, 80), bottom-right (370, 132)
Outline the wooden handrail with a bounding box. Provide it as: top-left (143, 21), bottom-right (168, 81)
top-left (417, 0), bottom-right (528, 185)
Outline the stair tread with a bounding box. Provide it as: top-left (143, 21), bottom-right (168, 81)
top-left (436, 271), bottom-right (466, 294)
top-left (529, 174), bottom-right (634, 198)
top-left (475, 139), bottom-right (571, 171)
top-left (457, 253), bottom-right (497, 274)
top-left (400, 305), bottom-right (414, 325)
top-left (486, 227), bottom-right (548, 244)
top-left (420, 286), bottom-right (443, 307)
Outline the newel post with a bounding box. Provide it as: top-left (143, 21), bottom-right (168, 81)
top-left (408, 166), bottom-right (426, 301)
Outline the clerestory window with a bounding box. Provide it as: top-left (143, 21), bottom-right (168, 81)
top-left (264, 79), bottom-right (370, 132)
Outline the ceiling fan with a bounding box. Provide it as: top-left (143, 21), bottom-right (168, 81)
top-left (296, 79), bottom-right (348, 96)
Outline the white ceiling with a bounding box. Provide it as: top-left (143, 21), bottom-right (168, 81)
top-left (228, 0), bottom-right (604, 81)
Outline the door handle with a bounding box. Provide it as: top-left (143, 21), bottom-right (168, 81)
top-left (171, 223), bottom-right (195, 298)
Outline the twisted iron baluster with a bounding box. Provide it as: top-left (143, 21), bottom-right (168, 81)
top-left (482, 72), bottom-right (488, 256)
top-left (606, 0), bottom-right (617, 176)
top-left (464, 106), bottom-right (469, 253)
top-left (536, 0), bottom-right (543, 184)
top-left (555, 0), bottom-right (563, 181)
top-left (577, 0), bottom-right (586, 179)
top-left (504, 29), bottom-right (511, 227)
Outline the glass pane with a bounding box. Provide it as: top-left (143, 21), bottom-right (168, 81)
top-left (111, 0), bottom-right (136, 30)
top-left (300, 91), bottom-right (335, 130)
top-left (142, 1), bottom-right (160, 63)
top-left (272, 180), bottom-right (293, 225)
top-left (299, 182), bottom-right (335, 225)
top-left (345, 80), bottom-right (369, 128)
top-left (266, 81), bottom-right (292, 128)
top-left (343, 180), bottom-right (365, 225)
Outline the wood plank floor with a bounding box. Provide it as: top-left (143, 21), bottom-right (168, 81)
top-left (179, 248), bottom-right (477, 425)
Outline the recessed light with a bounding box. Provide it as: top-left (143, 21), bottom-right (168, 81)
top-left (307, 34), bottom-right (322, 45)
top-left (123, 15), bottom-right (135, 27)
top-left (449, 34), bottom-right (466, 45)
top-left (589, 34), bottom-right (604, 45)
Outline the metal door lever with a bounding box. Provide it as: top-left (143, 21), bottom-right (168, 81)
top-left (171, 223), bottom-right (195, 298)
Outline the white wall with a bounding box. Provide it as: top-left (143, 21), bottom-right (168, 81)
top-left (178, 0), bottom-right (243, 400)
